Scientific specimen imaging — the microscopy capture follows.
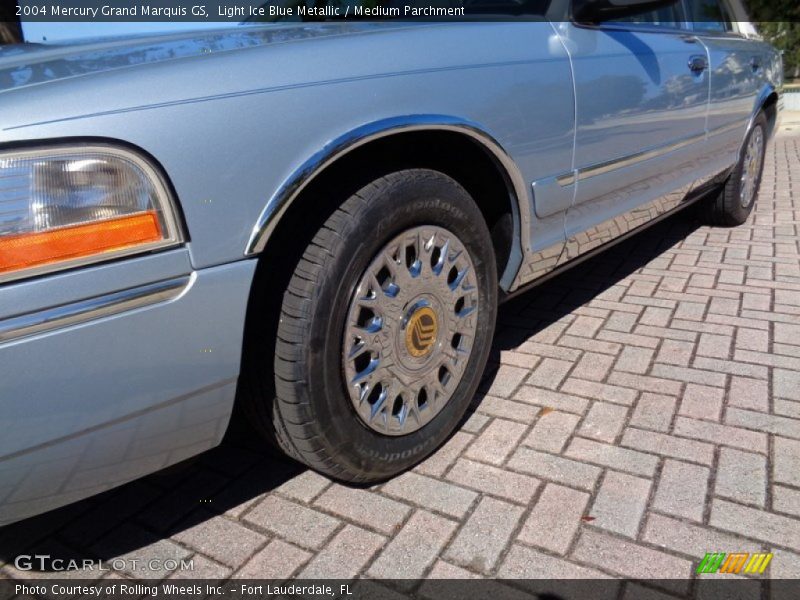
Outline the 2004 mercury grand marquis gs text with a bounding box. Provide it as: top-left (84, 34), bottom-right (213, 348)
top-left (0, 0), bottom-right (783, 524)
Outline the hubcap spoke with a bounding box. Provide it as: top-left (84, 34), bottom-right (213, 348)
top-left (342, 225), bottom-right (479, 436)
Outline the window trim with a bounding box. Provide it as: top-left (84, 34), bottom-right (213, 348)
top-left (573, 21), bottom-right (691, 35)
top-left (683, 0), bottom-right (745, 37)
top-left (567, 0), bottom-right (691, 35)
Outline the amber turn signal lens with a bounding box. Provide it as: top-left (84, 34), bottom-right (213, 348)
top-left (0, 211), bottom-right (162, 276)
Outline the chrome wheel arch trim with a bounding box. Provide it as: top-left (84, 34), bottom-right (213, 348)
top-left (729, 83), bottom-right (777, 179)
top-left (243, 115), bottom-right (528, 291)
top-left (744, 83), bottom-right (780, 150)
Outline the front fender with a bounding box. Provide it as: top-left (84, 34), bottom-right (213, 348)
top-left (244, 114), bottom-right (529, 290)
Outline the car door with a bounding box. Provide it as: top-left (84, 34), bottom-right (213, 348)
top-left (552, 9), bottom-right (711, 262)
top-left (689, 0), bottom-right (772, 179)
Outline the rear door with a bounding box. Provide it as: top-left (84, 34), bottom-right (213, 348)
top-left (553, 9), bottom-right (711, 262)
top-left (689, 0), bottom-right (771, 177)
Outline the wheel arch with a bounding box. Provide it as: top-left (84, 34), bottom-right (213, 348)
top-left (752, 85), bottom-right (780, 140)
top-left (244, 115), bottom-right (528, 290)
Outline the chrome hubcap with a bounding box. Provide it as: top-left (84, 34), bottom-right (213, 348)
top-left (342, 225), bottom-right (479, 436)
top-left (740, 125), bottom-right (765, 208)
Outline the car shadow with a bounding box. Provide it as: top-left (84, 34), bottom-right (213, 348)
top-left (0, 210), bottom-right (701, 574)
top-left (0, 413), bottom-right (304, 572)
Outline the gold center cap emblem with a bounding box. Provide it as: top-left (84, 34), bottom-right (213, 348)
top-left (405, 306), bottom-right (438, 358)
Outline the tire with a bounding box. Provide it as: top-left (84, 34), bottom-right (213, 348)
top-left (704, 112), bottom-right (768, 226)
top-left (244, 169), bottom-right (498, 482)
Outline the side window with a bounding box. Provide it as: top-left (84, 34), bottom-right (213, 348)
top-left (609, 4), bottom-right (686, 29)
top-left (687, 0), bottom-right (734, 33)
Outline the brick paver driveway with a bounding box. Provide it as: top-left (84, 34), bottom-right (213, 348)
top-left (2, 126), bottom-right (799, 596)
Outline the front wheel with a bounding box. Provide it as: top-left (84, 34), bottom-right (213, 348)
top-left (245, 169), bottom-right (498, 482)
top-left (704, 112), bottom-right (768, 226)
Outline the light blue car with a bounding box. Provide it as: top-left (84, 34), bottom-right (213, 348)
top-left (0, 0), bottom-right (783, 525)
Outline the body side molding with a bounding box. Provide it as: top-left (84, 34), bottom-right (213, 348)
top-left (0, 276), bottom-right (193, 344)
top-left (555, 121), bottom-right (747, 189)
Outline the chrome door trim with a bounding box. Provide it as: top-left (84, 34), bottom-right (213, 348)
top-left (712, 120), bottom-right (748, 138)
top-left (0, 275), bottom-right (193, 344)
top-left (556, 131), bottom-right (709, 187)
top-left (243, 115), bottom-right (529, 290)
top-left (555, 121), bottom-right (748, 189)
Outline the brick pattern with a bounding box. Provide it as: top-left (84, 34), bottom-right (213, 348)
top-left (1, 131), bottom-right (798, 597)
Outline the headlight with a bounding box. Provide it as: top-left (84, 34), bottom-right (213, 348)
top-left (0, 144), bottom-right (183, 284)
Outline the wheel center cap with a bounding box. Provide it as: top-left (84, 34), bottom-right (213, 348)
top-left (404, 306), bottom-right (438, 358)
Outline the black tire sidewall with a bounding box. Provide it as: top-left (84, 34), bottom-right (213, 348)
top-left (303, 170), bottom-right (497, 479)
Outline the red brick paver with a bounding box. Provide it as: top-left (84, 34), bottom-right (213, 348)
top-left (1, 130), bottom-right (798, 596)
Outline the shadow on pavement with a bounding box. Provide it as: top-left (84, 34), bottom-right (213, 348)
top-left (0, 415), bottom-right (303, 571)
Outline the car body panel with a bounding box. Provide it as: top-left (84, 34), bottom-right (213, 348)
top-left (554, 20), bottom-right (780, 265)
top-left (553, 22), bottom-right (712, 261)
top-left (0, 14), bottom-right (782, 525)
top-left (0, 249), bottom-right (192, 319)
top-left (560, 25), bottom-right (709, 177)
top-left (0, 378), bottom-right (237, 525)
top-left (0, 22), bottom-right (575, 288)
top-left (698, 34), bottom-right (781, 168)
top-left (0, 259), bottom-right (254, 525)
